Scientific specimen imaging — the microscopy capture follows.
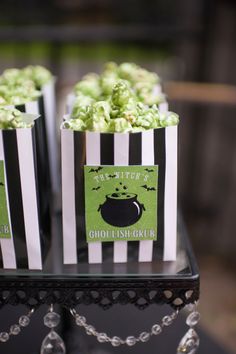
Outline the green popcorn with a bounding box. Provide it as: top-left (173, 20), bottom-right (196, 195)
top-left (0, 68), bottom-right (22, 84)
top-left (108, 118), bottom-right (132, 133)
top-left (73, 94), bottom-right (95, 109)
top-left (159, 111), bottom-right (179, 127)
top-left (72, 95), bottom-right (95, 120)
top-left (134, 104), bottom-right (160, 129)
top-left (67, 62), bottom-right (179, 133)
top-left (22, 65), bottom-right (52, 88)
top-left (0, 85), bottom-right (11, 98)
top-left (118, 62), bottom-right (159, 85)
top-left (110, 81), bottom-right (138, 123)
top-left (86, 117), bottom-right (109, 132)
top-left (91, 101), bottom-right (111, 122)
top-left (118, 62), bottom-right (139, 83)
top-left (74, 73), bottom-right (101, 99)
top-left (111, 80), bottom-right (134, 107)
top-left (72, 105), bottom-right (91, 121)
top-left (103, 61), bottom-right (118, 73)
top-left (100, 72), bottom-right (119, 96)
top-left (0, 76), bottom-right (41, 106)
top-left (134, 82), bottom-right (165, 106)
top-left (130, 126), bottom-right (146, 133)
top-left (4, 87), bottom-right (41, 106)
top-left (0, 96), bottom-right (7, 105)
top-left (63, 118), bottom-right (86, 131)
top-left (100, 62), bottom-right (119, 96)
top-left (0, 107), bottom-right (35, 129)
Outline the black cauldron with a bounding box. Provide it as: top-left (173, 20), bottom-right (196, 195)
top-left (98, 193), bottom-right (145, 227)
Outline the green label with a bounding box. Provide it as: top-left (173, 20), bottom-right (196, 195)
top-left (84, 165), bottom-right (158, 243)
top-left (0, 161), bottom-right (11, 238)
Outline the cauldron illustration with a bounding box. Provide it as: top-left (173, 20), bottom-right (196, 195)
top-left (98, 193), bottom-right (145, 227)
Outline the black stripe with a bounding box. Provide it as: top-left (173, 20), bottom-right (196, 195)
top-left (0, 245), bottom-right (3, 268)
top-left (100, 134), bottom-right (115, 260)
top-left (31, 126), bottom-right (49, 261)
top-left (100, 134), bottom-right (114, 165)
top-left (154, 128), bottom-right (166, 255)
top-left (128, 133), bottom-right (142, 256)
top-left (15, 104), bottom-right (26, 113)
top-left (129, 133), bottom-right (142, 165)
top-left (38, 95), bottom-right (52, 198)
top-left (3, 130), bottom-right (28, 268)
top-left (74, 131), bottom-right (86, 262)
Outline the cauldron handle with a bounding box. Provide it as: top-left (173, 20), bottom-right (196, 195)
top-left (97, 204), bottom-right (102, 212)
top-left (141, 203), bottom-right (146, 211)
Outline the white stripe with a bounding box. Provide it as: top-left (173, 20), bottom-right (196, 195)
top-left (42, 80), bottom-right (60, 194)
top-left (159, 101), bottom-right (177, 260)
top-left (17, 129), bottom-right (42, 270)
top-left (0, 131), bottom-right (17, 269)
top-left (159, 101), bottom-right (168, 113)
top-left (86, 132), bottom-right (102, 264)
top-left (62, 129), bottom-right (77, 264)
top-left (164, 125), bottom-right (177, 261)
top-left (66, 93), bottom-right (76, 115)
top-left (153, 84), bottom-right (162, 95)
top-left (141, 130), bottom-right (154, 165)
top-left (25, 100), bottom-right (40, 115)
top-left (113, 133), bottom-right (129, 263)
top-left (86, 131), bottom-right (101, 165)
top-left (114, 133), bottom-right (129, 165)
top-left (139, 129), bottom-right (154, 262)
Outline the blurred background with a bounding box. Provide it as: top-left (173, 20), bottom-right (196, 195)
top-left (0, 0), bottom-right (236, 353)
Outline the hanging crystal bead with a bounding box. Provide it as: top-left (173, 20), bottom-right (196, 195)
top-left (185, 303), bottom-right (195, 312)
top-left (126, 336), bottom-right (136, 346)
top-left (162, 315), bottom-right (173, 326)
top-left (44, 312), bottom-right (61, 329)
top-left (177, 328), bottom-right (200, 354)
top-left (85, 325), bottom-right (96, 335)
top-left (186, 312), bottom-right (200, 327)
top-left (0, 332), bottom-right (9, 342)
top-left (19, 315), bottom-right (30, 327)
top-left (111, 336), bottom-right (122, 347)
top-left (97, 333), bottom-right (108, 343)
top-left (10, 324), bottom-right (21, 335)
top-left (75, 315), bottom-right (86, 326)
top-left (152, 324), bottom-right (162, 335)
top-left (40, 330), bottom-right (66, 354)
top-left (139, 332), bottom-right (150, 342)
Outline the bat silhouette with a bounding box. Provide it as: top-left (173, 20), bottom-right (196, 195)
top-left (89, 167), bottom-right (103, 173)
top-left (0, 182), bottom-right (4, 186)
top-left (141, 184), bottom-right (156, 191)
top-left (144, 168), bottom-right (154, 173)
top-left (92, 186), bottom-right (101, 191)
top-left (108, 174), bottom-right (116, 178)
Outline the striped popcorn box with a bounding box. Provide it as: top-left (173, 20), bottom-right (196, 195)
top-left (62, 102), bottom-right (177, 265)
top-left (0, 115), bottom-right (48, 270)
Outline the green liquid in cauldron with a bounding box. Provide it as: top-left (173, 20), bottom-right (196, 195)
top-left (109, 192), bottom-right (136, 199)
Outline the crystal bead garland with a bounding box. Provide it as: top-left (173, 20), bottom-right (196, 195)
top-left (70, 307), bottom-right (179, 347)
top-left (0, 308), bottom-right (34, 343)
top-left (177, 302), bottom-right (200, 354)
top-left (40, 305), bottom-right (66, 354)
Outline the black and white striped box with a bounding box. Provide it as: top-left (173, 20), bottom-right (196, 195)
top-left (61, 103), bottom-right (177, 264)
top-left (0, 116), bottom-right (48, 270)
